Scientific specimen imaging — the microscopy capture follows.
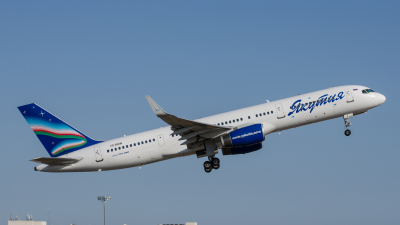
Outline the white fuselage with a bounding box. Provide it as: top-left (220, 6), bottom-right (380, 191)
top-left (35, 85), bottom-right (386, 172)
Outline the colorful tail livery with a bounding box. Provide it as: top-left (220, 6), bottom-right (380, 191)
top-left (18, 103), bottom-right (102, 157)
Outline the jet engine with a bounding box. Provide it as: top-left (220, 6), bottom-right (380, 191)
top-left (220, 124), bottom-right (265, 147)
top-left (221, 143), bottom-right (263, 155)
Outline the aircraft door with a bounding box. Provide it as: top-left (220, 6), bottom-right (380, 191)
top-left (345, 89), bottom-right (354, 103)
top-left (275, 103), bottom-right (285, 119)
top-left (157, 134), bottom-right (165, 147)
top-left (94, 146), bottom-right (103, 162)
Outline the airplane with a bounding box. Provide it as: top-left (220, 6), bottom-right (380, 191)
top-left (17, 85), bottom-right (386, 173)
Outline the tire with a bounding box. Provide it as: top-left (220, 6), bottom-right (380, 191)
top-left (212, 163), bottom-right (220, 170)
top-left (204, 167), bottom-right (212, 173)
top-left (344, 129), bottom-right (351, 136)
top-left (203, 161), bottom-right (212, 169)
top-left (212, 158), bottom-right (220, 165)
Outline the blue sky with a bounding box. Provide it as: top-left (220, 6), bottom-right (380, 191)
top-left (1, 1), bottom-right (399, 225)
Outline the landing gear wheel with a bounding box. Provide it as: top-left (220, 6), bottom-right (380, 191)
top-left (212, 157), bottom-right (220, 165)
top-left (212, 163), bottom-right (220, 170)
top-left (204, 161), bottom-right (212, 173)
top-left (212, 157), bottom-right (220, 170)
top-left (344, 129), bottom-right (351, 136)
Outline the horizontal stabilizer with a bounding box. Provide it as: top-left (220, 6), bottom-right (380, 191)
top-left (30, 157), bottom-right (82, 165)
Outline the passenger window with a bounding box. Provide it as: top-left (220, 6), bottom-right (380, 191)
top-left (313, 101), bottom-right (316, 104)
top-left (134, 143), bottom-right (136, 146)
top-left (126, 145), bottom-right (128, 148)
top-left (130, 144), bottom-right (132, 147)
top-left (267, 112), bottom-right (269, 115)
top-left (122, 146), bottom-right (125, 149)
top-left (240, 118), bottom-right (243, 121)
top-left (111, 149), bottom-right (113, 152)
top-left (138, 142), bottom-right (140, 145)
top-left (305, 103), bottom-right (308, 106)
top-left (225, 122), bottom-right (227, 124)
top-left (259, 113), bottom-right (262, 116)
top-left (217, 123), bottom-right (220, 125)
top-left (107, 150), bottom-right (109, 153)
top-left (271, 111), bottom-right (273, 114)
top-left (229, 121), bottom-right (231, 124)
top-left (141, 141), bottom-right (144, 144)
top-left (149, 139), bottom-right (151, 142)
top-left (153, 138), bottom-right (155, 141)
top-left (237, 119), bottom-right (239, 122)
top-left (114, 148), bottom-right (117, 151)
top-left (145, 140), bottom-right (147, 143)
top-left (119, 147), bottom-right (121, 150)
top-left (248, 116), bottom-right (251, 119)
top-left (256, 114), bottom-right (258, 117)
top-left (233, 120), bottom-right (235, 123)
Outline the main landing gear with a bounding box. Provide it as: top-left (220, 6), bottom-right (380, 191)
top-left (204, 156), bottom-right (220, 173)
top-left (343, 113), bottom-right (353, 136)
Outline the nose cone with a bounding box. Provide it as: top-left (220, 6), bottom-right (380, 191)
top-left (378, 93), bottom-right (386, 105)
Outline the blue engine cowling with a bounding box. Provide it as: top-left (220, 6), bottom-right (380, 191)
top-left (220, 124), bottom-right (265, 147)
top-left (222, 143), bottom-right (263, 155)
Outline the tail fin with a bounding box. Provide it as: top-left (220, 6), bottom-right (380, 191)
top-left (18, 103), bottom-right (102, 157)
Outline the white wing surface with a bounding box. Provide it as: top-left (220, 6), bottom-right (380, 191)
top-left (146, 96), bottom-right (232, 144)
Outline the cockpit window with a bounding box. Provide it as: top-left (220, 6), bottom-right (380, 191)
top-left (362, 89), bottom-right (375, 94)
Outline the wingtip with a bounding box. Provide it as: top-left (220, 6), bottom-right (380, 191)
top-left (145, 95), bottom-right (167, 116)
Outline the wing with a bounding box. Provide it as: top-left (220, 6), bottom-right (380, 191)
top-left (146, 96), bottom-right (233, 145)
top-left (30, 157), bottom-right (82, 165)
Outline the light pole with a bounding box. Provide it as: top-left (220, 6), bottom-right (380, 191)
top-left (97, 196), bottom-right (111, 225)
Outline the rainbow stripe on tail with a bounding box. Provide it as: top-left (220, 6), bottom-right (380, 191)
top-left (18, 103), bottom-right (102, 157)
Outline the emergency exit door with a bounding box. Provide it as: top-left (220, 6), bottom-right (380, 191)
top-left (157, 134), bottom-right (165, 146)
top-left (275, 103), bottom-right (285, 119)
top-left (94, 146), bottom-right (103, 162)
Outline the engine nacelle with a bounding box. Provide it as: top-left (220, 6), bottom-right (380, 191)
top-left (220, 124), bottom-right (265, 147)
top-left (222, 143), bottom-right (263, 155)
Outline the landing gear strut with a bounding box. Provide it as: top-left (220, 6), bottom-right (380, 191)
top-left (343, 113), bottom-right (353, 136)
top-left (203, 156), bottom-right (220, 173)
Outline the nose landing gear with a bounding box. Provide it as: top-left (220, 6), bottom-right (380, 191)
top-left (343, 113), bottom-right (353, 136)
